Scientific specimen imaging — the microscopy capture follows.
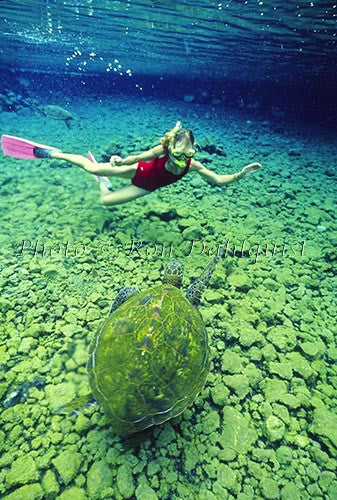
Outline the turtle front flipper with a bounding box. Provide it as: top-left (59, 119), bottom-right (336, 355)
top-left (109, 287), bottom-right (139, 313)
top-left (186, 246), bottom-right (225, 307)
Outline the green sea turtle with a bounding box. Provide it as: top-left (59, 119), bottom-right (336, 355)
top-left (37, 105), bottom-right (74, 128)
top-left (87, 250), bottom-right (223, 446)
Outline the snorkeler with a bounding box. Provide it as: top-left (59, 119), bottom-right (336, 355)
top-left (1, 122), bottom-right (261, 206)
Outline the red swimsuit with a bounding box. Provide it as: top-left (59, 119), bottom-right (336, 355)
top-left (132, 155), bottom-right (191, 192)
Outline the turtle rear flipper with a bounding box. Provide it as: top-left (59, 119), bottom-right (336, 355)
top-left (65, 117), bottom-right (74, 129)
top-left (56, 392), bottom-right (96, 416)
top-left (121, 427), bottom-right (154, 450)
top-left (109, 287), bottom-right (139, 313)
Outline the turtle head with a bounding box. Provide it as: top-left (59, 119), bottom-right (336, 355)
top-left (163, 260), bottom-right (183, 288)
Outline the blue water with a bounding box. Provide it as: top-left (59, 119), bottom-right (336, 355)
top-left (0, 1), bottom-right (336, 500)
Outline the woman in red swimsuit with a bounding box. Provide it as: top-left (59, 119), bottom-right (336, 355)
top-left (50, 121), bottom-right (261, 206)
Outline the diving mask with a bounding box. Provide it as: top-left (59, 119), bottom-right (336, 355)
top-left (169, 148), bottom-right (195, 169)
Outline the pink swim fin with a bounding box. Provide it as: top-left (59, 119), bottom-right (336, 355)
top-left (1, 134), bottom-right (59, 159)
top-left (87, 151), bottom-right (112, 190)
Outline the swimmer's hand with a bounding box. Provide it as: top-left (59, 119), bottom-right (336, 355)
top-left (238, 162), bottom-right (262, 178)
top-left (110, 155), bottom-right (123, 166)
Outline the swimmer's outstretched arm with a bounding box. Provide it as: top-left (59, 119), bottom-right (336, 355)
top-left (190, 159), bottom-right (262, 186)
top-left (111, 145), bottom-right (164, 166)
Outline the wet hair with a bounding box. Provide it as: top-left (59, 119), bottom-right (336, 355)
top-left (160, 121), bottom-right (195, 151)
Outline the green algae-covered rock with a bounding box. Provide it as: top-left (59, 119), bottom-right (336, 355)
top-left (286, 352), bottom-right (314, 379)
top-left (75, 413), bottom-right (91, 433)
top-left (6, 454), bottom-right (39, 487)
top-left (328, 480), bottom-right (337, 499)
top-left (266, 326), bottom-right (297, 352)
top-left (198, 488), bottom-right (218, 500)
top-left (184, 443), bottom-right (200, 473)
top-left (58, 487), bottom-right (87, 500)
top-left (268, 361), bottom-right (293, 380)
top-left (280, 482), bottom-right (301, 500)
top-left (221, 351), bottom-right (243, 373)
top-left (2, 483), bottom-right (44, 500)
top-left (319, 471), bottom-right (336, 492)
top-left (202, 410), bottom-right (220, 434)
top-left (261, 378), bottom-right (288, 403)
top-left (45, 382), bottom-right (76, 412)
top-left (87, 460), bottom-right (112, 499)
top-left (211, 381), bottom-right (229, 406)
top-left (291, 434), bottom-right (311, 448)
top-left (243, 363), bottom-right (263, 387)
top-left (309, 405), bottom-right (337, 454)
top-left (52, 446), bottom-right (82, 485)
top-left (117, 464), bottom-right (134, 498)
top-left (278, 393), bottom-right (301, 409)
top-left (260, 477), bottom-right (279, 499)
top-left (223, 374), bottom-right (250, 400)
top-left (219, 407), bottom-right (257, 456)
top-left (227, 271), bottom-right (252, 291)
top-left (135, 482), bottom-right (158, 500)
top-left (216, 463), bottom-right (238, 492)
top-left (300, 340), bottom-right (325, 359)
top-left (264, 415), bottom-right (285, 442)
top-left (42, 469), bottom-right (59, 497)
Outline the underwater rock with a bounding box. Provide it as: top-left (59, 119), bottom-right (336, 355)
top-left (87, 460), bottom-right (112, 498)
top-left (219, 407), bottom-right (257, 456)
top-left (261, 378), bottom-right (288, 403)
top-left (210, 382), bottom-right (229, 406)
top-left (264, 415), bottom-right (285, 442)
top-left (268, 361), bottom-right (293, 380)
top-left (18, 336), bottom-right (37, 354)
top-left (260, 477), bottom-right (280, 499)
top-left (6, 454), bottom-right (39, 487)
top-left (223, 374), bottom-right (250, 400)
top-left (2, 483), bottom-right (44, 500)
top-left (227, 271), bottom-right (252, 291)
top-left (299, 340), bottom-right (325, 359)
top-left (266, 326), bottom-right (297, 353)
top-left (309, 405), bottom-right (337, 455)
top-left (41, 469), bottom-right (59, 498)
top-left (102, 138), bottom-right (124, 160)
top-left (275, 445), bottom-right (292, 465)
top-left (214, 463), bottom-right (238, 493)
top-left (197, 136), bottom-right (227, 156)
top-left (280, 482), bottom-right (301, 500)
top-left (202, 410), bottom-right (220, 434)
top-left (286, 352), bottom-right (314, 380)
top-left (135, 481), bottom-right (158, 500)
top-left (45, 382), bottom-right (76, 412)
top-left (58, 487), bottom-right (87, 500)
top-left (52, 447), bottom-right (82, 485)
top-left (116, 463), bottom-right (134, 498)
top-left (221, 351), bottom-right (243, 374)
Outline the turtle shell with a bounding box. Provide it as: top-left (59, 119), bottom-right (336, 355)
top-left (87, 284), bottom-right (210, 436)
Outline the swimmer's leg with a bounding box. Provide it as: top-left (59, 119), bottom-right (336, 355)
top-left (100, 184), bottom-right (150, 206)
top-left (50, 152), bottom-right (96, 171)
